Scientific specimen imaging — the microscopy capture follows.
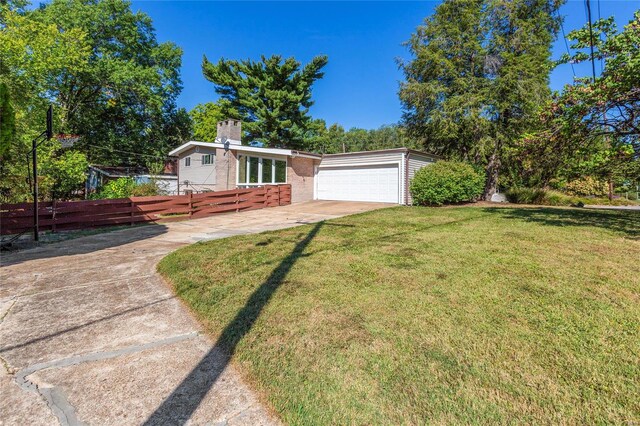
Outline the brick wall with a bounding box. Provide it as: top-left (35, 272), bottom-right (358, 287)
top-left (288, 156), bottom-right (318, 203)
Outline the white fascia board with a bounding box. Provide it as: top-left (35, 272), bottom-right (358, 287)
top-left (168, 141), bottom-right (230, 156)
top-left (230, 145), bottom-right (320, 159)
top-left (290, 151), bottom-right (322, 160)
top-left (138, 175), bottom-right (178, 180)
top-left (169, 140), bottom-right (321, 159)
top-left (318, 160), bottom-right (401, 168)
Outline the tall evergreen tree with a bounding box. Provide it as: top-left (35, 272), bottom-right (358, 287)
top-left (201, 54), bottom-right (328, 149)
top-left (483, 0), bottom-right (563, 196)
top-left (399, 0), bottom-right (488, 162)
top-left (400, 0), bottom-right (563, 198)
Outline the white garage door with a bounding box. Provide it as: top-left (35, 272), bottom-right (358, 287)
top-left (317, 164), bottom-right (399, 203)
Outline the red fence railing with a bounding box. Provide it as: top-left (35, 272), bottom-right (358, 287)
top-left (0, 184), bottom-right (291, 235)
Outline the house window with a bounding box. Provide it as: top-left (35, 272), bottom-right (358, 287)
top-left (275, 160), bottom-right (286, 183)
top-left (184, 157), bottom-right (191, 167)
top-left (248, 157), bottom-right (259, 183)
top-left (237, 155), bottom-right (287, 185)
top-left (201, 154), bottom-right (214, 165)
top-left (262, 158), bottom-right (273, 183)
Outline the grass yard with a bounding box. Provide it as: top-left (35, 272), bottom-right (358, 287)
top-left (158, 206), bottom-right (640, 424)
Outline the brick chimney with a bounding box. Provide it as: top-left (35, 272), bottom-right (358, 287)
top-left (217, 119), bottom-right (242, 144)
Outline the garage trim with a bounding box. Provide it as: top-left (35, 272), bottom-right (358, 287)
top-left (317, 161), bottom-right (402, 204)
top-left (316, 148), bottom-right (439, 205)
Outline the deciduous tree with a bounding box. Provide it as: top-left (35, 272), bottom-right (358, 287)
top-left (0, 6), bottom-right (90, 202)
top-left (0, 83), bottom-right (15, 158)
top-left (30, 0), bottom-right (190, 165)
top-left (190, 100), bottom-right (236, 141)
top-left (400, 0), bottom-right (563, 198)
top-left (518, 12), bottom-right (640, 193)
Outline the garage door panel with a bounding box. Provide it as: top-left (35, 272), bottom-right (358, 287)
top-left (317, 164), bottom-right (399, 203)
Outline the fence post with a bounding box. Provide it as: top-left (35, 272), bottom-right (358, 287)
top-left (51, 199), bottom-right (57, 233)
top-left (130, 199), bottom-right (135, 226)
top-left (264, 186), bottom-right (268, 208)
top-left (188, 191), bottom-right (193, 217)
top-left (235, 189), bottom-right (239, 212)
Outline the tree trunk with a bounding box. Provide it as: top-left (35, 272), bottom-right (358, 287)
top-left (608, 179), bottom-right (614, 201)
top-left (484, 152), bottom-right (501, 201)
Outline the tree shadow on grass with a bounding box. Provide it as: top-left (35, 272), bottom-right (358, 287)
top-left (482, 207), bottom-right (640, 239)
top-left (143, 221), bottom-right (324, 425)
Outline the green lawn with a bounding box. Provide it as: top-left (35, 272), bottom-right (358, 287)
top-left (158, 206), bottom-right (640, 424)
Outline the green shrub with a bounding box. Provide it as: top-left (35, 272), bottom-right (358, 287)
top-left (131, 182), bottom-right (159, 197)
top-left (94, 177), bottom-right (135, 199)
top-left (505, 187), bottom-right (640, 207)
top-left (410, 161), bottom-right (484, 206)
top-left (93, 178), bottom-right (161, 199)
top-left (542, 190), bottom-right (579, 206)
top-left (565, 176), bottom-right (609, 197)
top-left (505, 187), bottom-right (548, 204)
top-left (547, 178), bottom-right (567, 191)
top-left (506, 188), bottom-right (581, 206)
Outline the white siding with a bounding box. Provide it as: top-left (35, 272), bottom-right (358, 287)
top-left (407, 153), bottom-right (438, 204)
top-left (318, 151), bottom-right (405, 204)
top-left (178, 146), bottom-right (217, 193)
top-left (155, 177), bottom-right (178, 195)
top-left (320, 151), bottom-right (405, 167)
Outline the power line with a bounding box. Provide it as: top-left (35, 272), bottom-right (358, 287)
top-left (597, 0), bottom-right (604, 73)
top-left (558, 9), bottom-right (576, 78)
top-left (585, 0), bottom-right (597, 82)
top-left (88, 144), bottom-right (172, 161)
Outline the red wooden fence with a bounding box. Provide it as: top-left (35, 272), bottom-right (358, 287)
top-left (0, 185), bottom-right (291, 235)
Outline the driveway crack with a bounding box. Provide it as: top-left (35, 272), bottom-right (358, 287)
top-left (14, 332), bottom-right (198, 426)
top-left (0, 297), bottom-right (17, 323)
top-left (1, 354), bottom-right (15, 375)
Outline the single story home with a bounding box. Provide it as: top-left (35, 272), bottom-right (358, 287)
top-left (168, 119), bottom-right (439, 204)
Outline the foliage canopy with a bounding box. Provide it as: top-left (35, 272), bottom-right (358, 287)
top-left (517, 12), bottom-right (640, 191)
top-left (0, 0), bottom-right (189, 202)
top-left (201, 54), bottom-right (328, 149)
top-left (399, 0), bottom-right (563, 198)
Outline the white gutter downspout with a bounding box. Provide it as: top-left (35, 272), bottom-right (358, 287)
top-left (400, 151), bottom-right (407, 205)
top-left (404, 151), bottom-right (410, 205)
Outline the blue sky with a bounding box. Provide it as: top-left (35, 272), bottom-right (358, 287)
top-left (132, 1), bottom-right (639, 130)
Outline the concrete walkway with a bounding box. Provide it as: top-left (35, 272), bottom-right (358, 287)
top-left (0, 201), bottom-right (388, 425)
top-left (585, 204), bottom-right (640, 211)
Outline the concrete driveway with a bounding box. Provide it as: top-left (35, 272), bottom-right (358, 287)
top-left (0, 201), bottom-right (388, 426)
